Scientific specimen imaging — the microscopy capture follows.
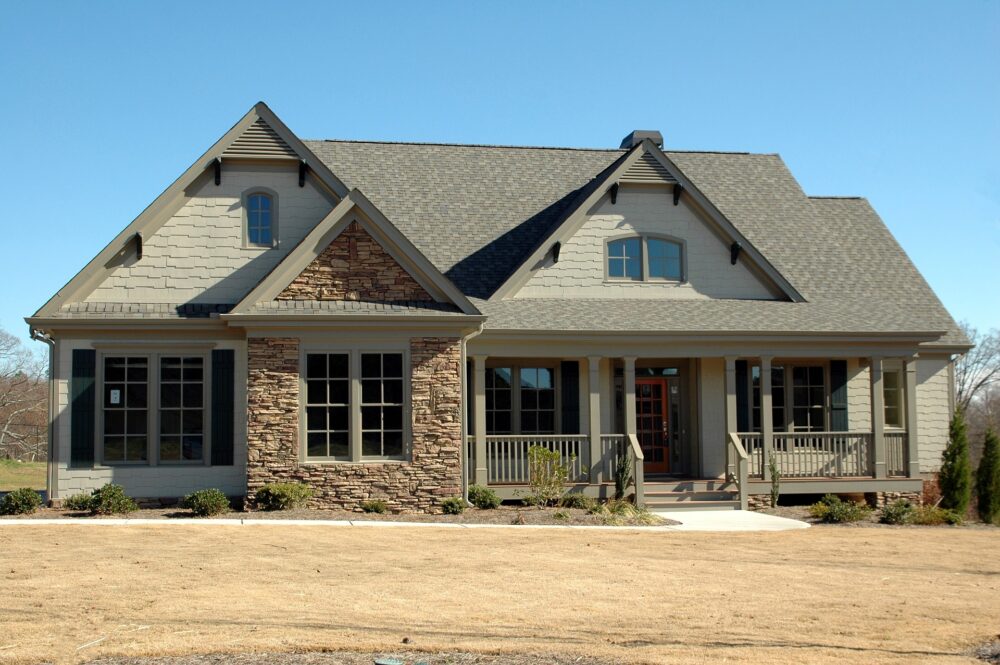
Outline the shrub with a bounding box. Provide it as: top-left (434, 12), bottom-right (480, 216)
top-left (255, 482), bottom-right (313, 511)
top-left (879, 498), bottom-right (915, 525)
top-left (182, 489), bottom-right (231, 517)
top-left (467, 484), bottom-right (500, 510)
top-left (808, 494), bottom-right (871, 523)
top-left (360, 499), bottom-right (388, 514)
top-left (90, 484), bottom-right (138, 515)
top-left (613, 442), bottom-right (632, 501)
top-left (553, 510), bottom-right (570, 521)
top-left (588, 498), bottom-right (660, 526)
top-left (768, 452), bottom-right (781, 508)
top-left (975, 428), bottom-right (1000, 525)
top-left (939, 409), bottom-right (972, 515)
top-left (441, 497), bottom-right (465, 515)
top-left (560, 493), bottom-right (595, 510)
top-left (526, 445), bottom-right (573, 507)
top-left (912, 505), bottom-right (963, 526)
top-left (63, 492), bottom-right (94, 512)
top-left (0, 488), bottom-right (42, 515)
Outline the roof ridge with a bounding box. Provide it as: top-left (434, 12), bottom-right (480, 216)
top-left (809, 195), bottom-right (865, 200)
top-left (304, 138), bottom-right (625, 153)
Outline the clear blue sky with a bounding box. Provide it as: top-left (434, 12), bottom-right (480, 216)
top-left (1, 1), bottom-right (997, 345)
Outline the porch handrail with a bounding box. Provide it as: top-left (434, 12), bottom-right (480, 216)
top-left (727, 432), bottom-right (749, 511)
top-left (627, 433), bottom-right (645, 508)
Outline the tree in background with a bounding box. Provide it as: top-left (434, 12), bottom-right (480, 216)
top-left (975, 428), bottom-right (1000, 525)
top-left (955, 322), bottom-right (1000, 413)
top-left (0, 328), bottom-right (48, 461)
top-left (939, 409), bottom-right (972, 515)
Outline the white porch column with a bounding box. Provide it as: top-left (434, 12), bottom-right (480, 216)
top-left (760, 356), bottom-right (774, 482)
top-left (904, 355), bottom-right (921, 478)
top-left (587, 356), bottom-right (602, 483)
top-left (473, 355), bottom-right (488, 486)
top-left (870, 356), bottom-right (886, 479)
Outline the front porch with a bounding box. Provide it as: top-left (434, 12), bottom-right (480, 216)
top-left (465, 354), bottom-right (926, 509)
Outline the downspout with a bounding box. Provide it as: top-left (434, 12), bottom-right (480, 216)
top-left (29, 327), bottom-right (56, 505)
top-left (459, 322), bottom-right (484, 504)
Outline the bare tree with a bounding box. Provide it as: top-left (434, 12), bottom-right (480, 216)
top-left (0, 329), bottom-right (48, 461)
top-left (955, 322), bottom-right (1000, 413)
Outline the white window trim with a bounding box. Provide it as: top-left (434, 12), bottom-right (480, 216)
top-left (299, 345), bottom-right (411, 464)
top-left (604, 233), bottom-right (686, 284)
top-left (241, 187), bottom-right (279, 249)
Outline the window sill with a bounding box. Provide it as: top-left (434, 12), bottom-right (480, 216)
top-left (301, 459), bottom-right (410, 466)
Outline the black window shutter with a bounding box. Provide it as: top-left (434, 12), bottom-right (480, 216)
top-left (560, 360), bottom-right (580, 435)
top-left (735, 360), bottom-right (749, 432)
top-left (211, 349), bottom-right (235, 466)
top-left (70, 349), bottom-right (96, 467)
top-left (830, 360), bottom-right (848, 432)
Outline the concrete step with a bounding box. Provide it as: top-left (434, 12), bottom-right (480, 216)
top-left (646, 499), bottom-right (742, 511)
top-left (645, 479), bottom-right (735, 493)
top-left (645, 490), bottom-right (738, 502)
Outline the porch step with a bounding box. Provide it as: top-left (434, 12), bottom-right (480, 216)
top-left (643, 480), bottom-right (741, 511)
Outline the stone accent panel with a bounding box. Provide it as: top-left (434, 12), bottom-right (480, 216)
top-left (278, 221), bottom-right (432, 302)
top-left (246, 336), bottom-right (462, 513)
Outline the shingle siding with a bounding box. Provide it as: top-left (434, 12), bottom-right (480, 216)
top-left (917, 355), bottom-right (952, 473)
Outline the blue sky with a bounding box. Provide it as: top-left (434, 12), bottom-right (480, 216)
top-left (1, 1), bottom-right (997, 345)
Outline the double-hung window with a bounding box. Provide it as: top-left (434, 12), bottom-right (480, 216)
top-left (882, 367), bottom-right (904, 429)
top-left (750, 364), bottom-right (786, 432)
top-left (484, 366), bottom-right (557, 435)
top-left (791, 366), bottom-right (826, 432)
top-left (102, 356), bottom-right (149, 463)
top-left (303, 350), bottom-right (407, 462)
top-left (607, 235), bottom-right (684, 282)
top-left (159, 357), bottom-right (205, 462)
top-left (245, 191), bottom-right (276, 248)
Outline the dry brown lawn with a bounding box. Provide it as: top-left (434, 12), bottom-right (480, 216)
top-left (0, 524), bottom-right (997, 665)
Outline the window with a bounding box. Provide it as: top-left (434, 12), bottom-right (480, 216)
top-left (519, 368), bottom-right (555, 434)
top-left (361, 353), bottom-right (404, 458)
top-left (607, 235), bottom-right (684, 282)
top-left (607, 238), bottom-right (642, 280)
top-left (751, 365), bottom-right (786, 432)
top-left (486, 367), bottom-right (513, 434)
top-left (246, 192), bottom-right (274, 247)
top-left (647, 238), bottom-right (682, 280)
top-left (305, 354), bottom-right (350, 459)
top-left (791, 366), bottom-right (826, 432)
top-left (102, 356), bottom-right (148, 463)
top-left (159, 357), bottom-right (205, 462)
top-left (883, 369), bottom-right (904, 428)
top-left (303, 350), bottom-right (407, 461)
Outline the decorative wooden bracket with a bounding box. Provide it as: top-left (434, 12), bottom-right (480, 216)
top-left (730, 241), bottom-right (742, 265)
top-left (299, 160), bottom-right (307, 187)
top-left (673, 184), bottom-right (684, 206)
top-left (213, 158), bottom-right (222, 186)
top-left (609, 182), bottom-right (619, 204)
top-left (134, 232), bottom-right (143, 260)
top-left (551, 241), bottom-right (561, 263)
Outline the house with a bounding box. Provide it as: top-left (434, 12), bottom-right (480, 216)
top-left (27, 103), bottom-right (969, 512)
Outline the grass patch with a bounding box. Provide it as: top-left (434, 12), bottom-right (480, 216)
top-left (0, 460), bottom-right (45, 491)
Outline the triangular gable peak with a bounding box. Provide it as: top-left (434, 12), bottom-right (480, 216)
top-left (492, 141), bottom-right (804, 302)
top-left (32, 102), bottom-right (350, 318)
top-left (231, 190), bottom-right (480, 315)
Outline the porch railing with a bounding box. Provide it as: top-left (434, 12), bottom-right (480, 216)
top-left (627, 433), bottom-right (645, 508)
top-left (885, 432), bottom-right (908, 477)
top-left (738, 432), bottom-right (765, 478)
top-left (468, 435), bottom-right (588, 485)
top-left (740, 431), bottom-right (875, 479)
top-left (726, 432), bottom-right (749, 510)
top-left (599, 434), bottom-right (626, 480)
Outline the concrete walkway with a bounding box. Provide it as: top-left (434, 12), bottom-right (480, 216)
top-left (650, 509), bottom-right (810, 532)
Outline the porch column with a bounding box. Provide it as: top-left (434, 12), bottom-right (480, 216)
top-left (473, 355), bottom-right (488, 486)
top-left (760, 356), bottom-right (774, 482)
top-left (724, 356), bottom-right (738, 436)
top-left (904, 355), bottom-right (921, 478)
top-left (587, 356), bottom-right (602, 483)
top-left (870, 356), bottom-right (886, 479)
top-left (623, 357), bottom-right (637, 439)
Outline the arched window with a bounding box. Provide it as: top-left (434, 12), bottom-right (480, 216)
top-left (647, 238), bottom-right (683, 280)
top-left (607, 237), bottom-right (642, 280)
top-left (606, 235), bottom-right (685, 282)
top-left (246, 192), bottom-right (274, 247)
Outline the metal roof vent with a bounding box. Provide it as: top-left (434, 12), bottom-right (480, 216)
top-left (619, 130), bottom-right (663, 149)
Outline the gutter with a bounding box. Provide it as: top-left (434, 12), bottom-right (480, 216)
top-left (459, 321), bottom-right (484, 505)
top-left (28, 327), bottom-right (56, 504)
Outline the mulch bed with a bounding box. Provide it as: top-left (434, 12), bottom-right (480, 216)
top-left (755, 504), bottom-right (998, 529)
top-left (85, 652), bottom-right (617, 665)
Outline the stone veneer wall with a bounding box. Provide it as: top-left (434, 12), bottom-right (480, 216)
top-left (278, 221), bottom-right (432, 302)
top-left (246, 336), bottom-right (463, 513)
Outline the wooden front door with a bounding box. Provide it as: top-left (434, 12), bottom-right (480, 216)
top-left (636, 378), bottom-right (670, 473)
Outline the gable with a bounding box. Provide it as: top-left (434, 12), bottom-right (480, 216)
top-left (223, 118), bottom-right (298, 159)
top-left (516, 184), bottom-right (784, 301)
top-left (619, 152), bottom-right (677, 185)
top-left (278, 220), bottom-right (432, 302)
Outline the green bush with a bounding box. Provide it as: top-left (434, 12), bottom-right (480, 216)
top-left (879, 498), bottom-right (915, 525)
top-left (560, 493), bottom-right (595, 510)
top-left (808, 494), bottom-right (871, 523)
top-left (441, 497), bottom-right (465, 515)
top-left (0, 488), bottom-right (43, 515)
top-left (939, 409), bottom-right (972, 515)
top-left (613, 442), bottom-right (632, 501)
top-left (182, 489), bottom-right (231, 517)
top-left (467, 484), bottom-right (500, 510)
top-left (588, 498), bottom-right (659, 526)
top-left (553, 510), bottom-right (570, 521)
top-left (769, 452), bottom-right (781, 508)
top-left (360, 499), bottom-right (388, 514)
top-left (90, 484), bottom-right (138, 515)
top-left (912, 505), bottom-right (963, 526)
top-left (975, 428), bottom-right (1000, 525)
top-left (255, 482), bottom-right (313, 511)
top-left (526, 445), bottom-right (573, 507)
top-left (63, 492), bottom-right (94, 512)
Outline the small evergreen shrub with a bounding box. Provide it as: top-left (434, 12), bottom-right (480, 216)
top-left (63, 492), bottom-right (94, 511)
top-left (588, 498), bottom-right (659, 526)
top-left (560, 493), bottom-right (595, 510)
top-left (553, 510), bottom-right (570, 521)
top-left (0, 488), bottom-right (42, 515)
top-left (808, 494), bottom-right (871, 523)
top-left (939, 409), bottom-right (972, 515)
top-left (90, 484), bottom-right (138, 515)
top-left (975, 428), bottom-right (1000, 525)
top-left (912, 505), bottom-right (963, 526)
top-left (526, 445), bottom-right (574, 507)
top-left (613, 442), bottom-right (632, 501)
top-left (441, 497), bottom-right (465, 515)
top-left (360, 499), bottom-right (388, 514)
top-left (467, 484), bottom-right (500, 510)
top-left (879, 498), bottom-right (915, 525)
top-left (768, 452), bottom-right (781, 508)
top-left (255, 482), bottom-right (313, 511)
top-left (182, 489), bottom-right (231, 517)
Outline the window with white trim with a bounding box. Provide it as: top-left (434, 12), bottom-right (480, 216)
top-left (606, 235), bottom-right (684, 282)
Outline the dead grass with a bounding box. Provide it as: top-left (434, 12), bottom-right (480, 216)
top-left (0, 525), bottom-right (997, 665)
top-left (0, 460), bottom-right (45, 491)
